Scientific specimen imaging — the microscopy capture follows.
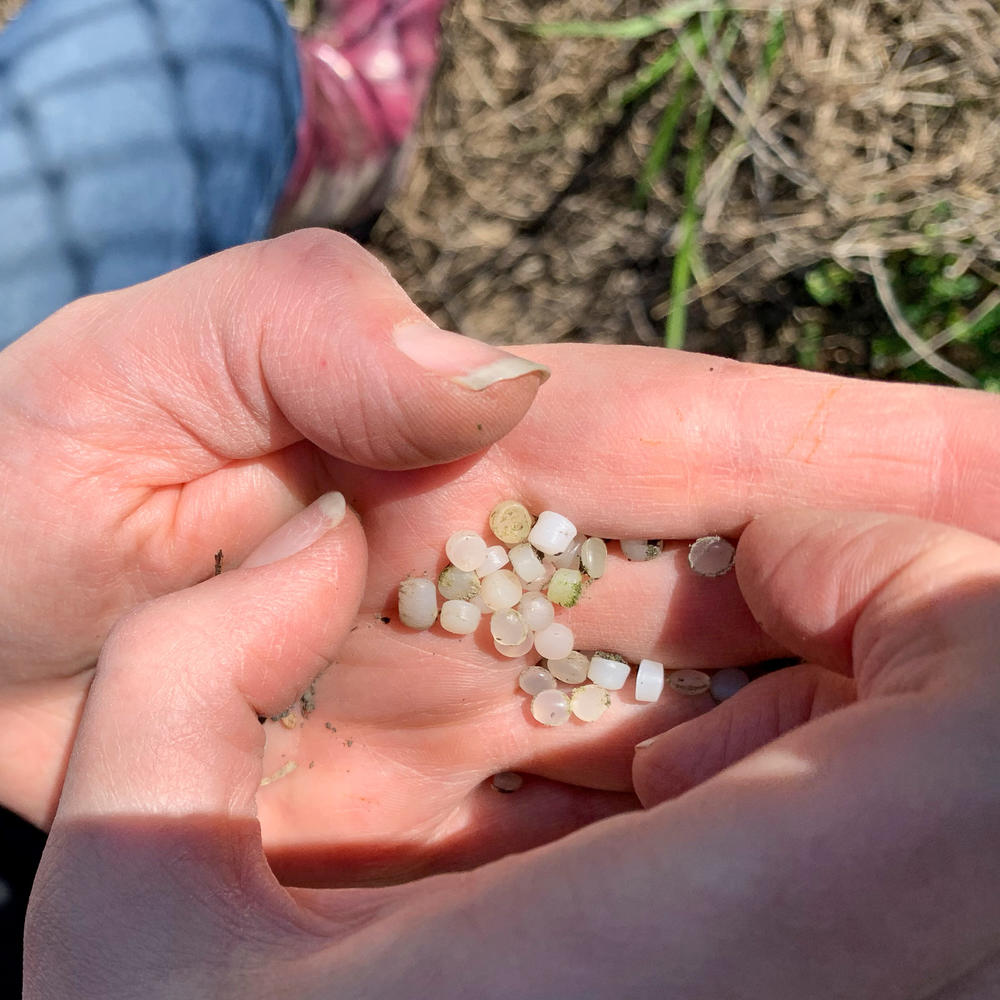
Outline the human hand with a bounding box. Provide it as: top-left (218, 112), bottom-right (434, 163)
top-left (0, 229), bottom-right (548, 827)
top-left (6, 238), bottom-right (1000, 885)
top-left (25, 504), bottom-right (1000, 999)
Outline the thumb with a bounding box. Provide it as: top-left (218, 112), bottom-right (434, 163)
top-left (25, 491), bottom-right (365, 996)
top-left (634, 509), bottom-right (1000, 806)
top-left (5, 228), bottom-right (549, 472)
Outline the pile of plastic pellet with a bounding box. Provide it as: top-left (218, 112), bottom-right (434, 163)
top-left (397, 501), bottom-right (745, 726)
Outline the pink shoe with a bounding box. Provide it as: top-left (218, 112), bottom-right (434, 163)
top-left (275, 0), bottom-right (448, 232)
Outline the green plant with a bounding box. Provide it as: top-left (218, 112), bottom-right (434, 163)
top-left (531, 3), bottom-right (785, 350)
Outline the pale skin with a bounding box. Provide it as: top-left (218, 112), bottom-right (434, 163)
top-left (4, 232), bottom-right (999, 996)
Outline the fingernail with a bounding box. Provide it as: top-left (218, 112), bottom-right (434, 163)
top-left (393, 321), bottom-right (550, 390)
top-left (635, 736), bottom-right (658, 750)
top-left (242, 491), bottom-right (346, 569)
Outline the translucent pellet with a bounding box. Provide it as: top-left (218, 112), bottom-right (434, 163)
top-left (439, 599), bottom-right (481, 635)
top-left (494, 634), bottom-right (536, 658)
top-left (531, 688), bottom-right (571, 726)
top-left (445, 530), bottom-right (489, 573)
top-left (509, 543), bottom-right (546, 584)
top-left (710, 667), bottom-right (750, 701)
top-left (635, 659), bottom-right (665, 702)
top-left (620, 538), bottom-right (663, 561)
top-left (547, 568), bottom-right (583, 608)
top-left (550, 533), bottom-right (585, 570)
top-left (438, 565), bottom-right (480, 601)
top-left (480, 569), bottom-right (523, 611)
top-left (668, 668), bottom-right (711, 695)
top-left (580, 537), bottom-right (607, 579)
top-left (397, 577), bottom-right (438, 630)
top-left (518, 665), bottom-right (557, 695)
top-left (492, 771), bottom-right (523, 793)
top-left (477, 545), bottom-right (510, 578)
top-left (547, 650), bottom-right (589, 684)
top-left (491, 608), bottom-right (529, 646)
top-left (570, 684), bottom-right (611, 722)
top-left (533, 622), bottom-right (574, 660)
top-left (528, 511), bottom-right (578, 556)
top-left (518, 592), bottom-right (555, 631)
top-left (588, 653), bottom-right (630, 691)
top-left (489, 500), bottom-right (533, 545)
top-left (689, 535), bottom-right (736, 577)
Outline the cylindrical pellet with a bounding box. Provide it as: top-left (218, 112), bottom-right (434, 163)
top-left (438, 565), bottom-right (480, 601)
top-left (588, 653), bottom-right (630, 691)
top-left (547, 568), bottom-right (583, 608)
top-left (689, 535), bottom-right (736, 577)
top-left (489, 500), bottom-right (533, 545)
top-left (445, 530), bottom-right (488, 573)
top-left (477, 545), bottom-right (510, 577)
top-left (397, 577), bottom-right (438, 630)
top-left (519, 665), bottom-right (557, 695)
top-left (570, 684), bottom-right (611, 722)
top-left (518, 592), bottom-right (555, 631)
top-left (580, 537), bottom-right (607, 578)
top-left (480, 569), bottom-right (523, 611)
top-left (509, 543), bottom-right (546, 584)
top-left (533, 622), bottom-right (574, 660)
top-left (528, 511), bottom-right (578, 556)
top-left (491, 609), bottom-right (529, 646)
top-left (620, 538), bottom-right (663, 561)
top-left (550, 533), bottom-right (585, 570)
top-left (531, 688), bottom-right (571, 726)
top-left (439, 599), bottom-right (481, 635)
top-left (668, 668), bottom-right (711, 695)
top-left (547, 651), bottom-right (589, 684)
top-left (710, 667), bottom-right (750, 701)
top-left (634, 659), bottom-right (665, 702)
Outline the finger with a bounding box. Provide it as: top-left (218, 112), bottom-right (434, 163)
top-left (416, 343), bottom-right (1000, 540)
top-left (4, 229), bottom-right (549, 477)
top-left (633, 509), bottom-right (1000, 806)
top-left (735, 508), bottom-right (1000, 694)
top-left (55, 490), bottom-right (365, 822)
top-left (633, 664), bottom-right (856, 807)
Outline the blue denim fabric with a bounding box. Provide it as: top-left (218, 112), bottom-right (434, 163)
top-left (0, 0), bottom-right (302, 345)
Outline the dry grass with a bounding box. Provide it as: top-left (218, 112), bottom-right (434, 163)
top-left (369, 0), bottom-right (1000, 364)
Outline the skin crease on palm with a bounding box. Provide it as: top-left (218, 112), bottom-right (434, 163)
top-left (2, 230), bottom-right (1000, 891)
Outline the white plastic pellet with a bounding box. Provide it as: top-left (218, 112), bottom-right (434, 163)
top-left (550, 533), bottom-right (585, 570)
top-left (439, 599), bottom-right (482, 635)
top-left (437, 565), bottom-right (480, 601)
top-left (634, 659), bottom-right (665, 702)
top-left (547, 568), bottom-right (584, 608)
top-left (668, 669), bottom-right (712, 695)
top-left (477, 545), bottom-right (510, 577)
top-left (580, 537), bottom-right (608, 579)
top-left (588, 653), bottom-right (631, 691)
top-left (480, 569), bottom-right (523, 611)
top-left (491, 608), bottom-right (529, 646)
top-left (519, 665), bottom-right (557, 695)
top-left (494, 634), bottom-right (536, 658)
top-left (528, 511), bottom-right (578, 556)
top-left (533, 622), bottom-right (574, 660)
top-left (397, 577), bottom-right (438, 630)
top-left (509, 543), bottom-right (546, 584)
top-left (710, 667), bottom-right (750, 701)
top-left (689, 535), bottom-right (736, 577)
top-left (518, 592), bottom-right (555, 631)
top-left (570, 684), bottom-right (611, 722)
top-left (445, 530), bottom-right (489, 573)
top-left (547, 650), bottom-right (589, 684)
top-left (531, 688), bottom-right (571, 726)
top-left (489, 500), bottom-right (533, 545)
top-left (620, 538), bottom-right (663, 561)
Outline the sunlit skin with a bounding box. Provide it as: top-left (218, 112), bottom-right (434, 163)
top-left (6, 232), bottom-right (1000, 997)
top-left (2, 232), bottom-right (1000, 881)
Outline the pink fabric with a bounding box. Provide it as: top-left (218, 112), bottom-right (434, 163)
top-left (279, 0), bottom-right (447, 226)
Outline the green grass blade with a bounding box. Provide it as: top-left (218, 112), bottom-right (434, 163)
top-left (634, 68), bottom-right (693, 209)
top-left (529, 1), bottom-right (721, 39)
top-left (620, 42), bottom-right (683, 106)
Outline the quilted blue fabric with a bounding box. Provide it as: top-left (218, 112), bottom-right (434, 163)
top-left (0, 0), bottom-right (301, 345)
